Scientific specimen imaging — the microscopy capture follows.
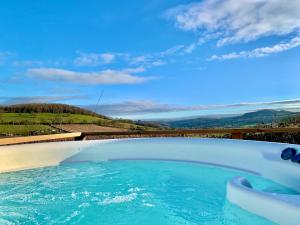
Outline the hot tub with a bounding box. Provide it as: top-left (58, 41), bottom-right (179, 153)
top-left (0, 138), bottom-right (299, 224)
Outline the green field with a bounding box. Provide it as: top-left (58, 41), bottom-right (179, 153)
top-left (0, 113), bottom-right (104, 124)
top-left (0, 113), bottom-right (147, 128)
top-left (0, 125), bottom-right (58, 136)
top-left (0, 113), bottom-right (151, 136)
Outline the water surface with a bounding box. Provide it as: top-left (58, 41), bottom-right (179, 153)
top-left (0, 160), bottom-right (296, 225)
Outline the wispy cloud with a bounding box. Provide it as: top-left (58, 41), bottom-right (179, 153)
top-left (226, 99), bottom-right (300, 107)
top-left (166, 0), bottom-right (300, 46)
top-left (159, 45), bottom-right (185, 57)
top-left (85, 100), bottom-right (187, 116)
top-left (0, 95), bottom-right (87, 105)
top-left (12, 60), bottom-right (45, 67)
top-left (209, 36), bottom-right (300, 60)
top-left (184, 32), bottom-right (221, 53)
top-left (129, 45), bottom-right (184, 68)
top-left (74, 52), bottom-right (116, 66)
top-left (122, 67), bottom-right (145, 73)
top-left (73, 46), bottom-right (181, 70)
top-left (85, 99), bottom-right (300, 116)
top-left (27, 68), bottom-right (154, 85)
top-left (12, 59), bottom-right (67, 67)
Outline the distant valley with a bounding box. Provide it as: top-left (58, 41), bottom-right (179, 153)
top-left (158, 109), bottom-right (299, 129)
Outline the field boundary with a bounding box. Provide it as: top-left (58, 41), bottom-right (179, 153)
top-left (81, 128), bottom-right (300, 139)
top-left (1, 128), bottom-right (300, 146)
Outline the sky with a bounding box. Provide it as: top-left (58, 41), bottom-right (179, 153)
top-left (0, 0), bottom-right (300, 119)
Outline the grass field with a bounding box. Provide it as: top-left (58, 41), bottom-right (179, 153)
top-left (0, 113), bottom-right (152, 136)
top-left (53, 124), bottom-right (128, 133)
top-left (0, 113), bottom-right (103, 124)
top-left (0, 125), bottom-right (59, 136)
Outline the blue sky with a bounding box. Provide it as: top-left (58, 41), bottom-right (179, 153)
top-left (1, 0), bottom-right (300, 119)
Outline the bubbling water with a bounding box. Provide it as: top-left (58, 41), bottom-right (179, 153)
top-left (0, 160), bottom-right (296, 225)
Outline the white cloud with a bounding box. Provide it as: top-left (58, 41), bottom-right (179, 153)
top-left (159, 45), bottom-right (185, 57)
top-left (73, 45), bottom-right (183, 71)
top-left (100, 53), bottom-right (115, 64)
top-left (166, 0), bottom-right (300, 46)
top-left (12, 59), bottom-right (67, 67)
top-left (0, 95), bottom-right (87, 105)
top-left (151, 60), bottom-right (166, 67)
top-left (12, 60), bottom-right (44, 67)
top-left (74, 52), bottom-right (115, 66)
top-left (129, 45), bottom-right (184, 68)
top-left (85, 100), bottom-right (189, 116)
top-left (184, 32), bottom-right (221, 53)
top-left (28, 68), bottom-right (154, 85)
top-left (84, 98), bottom-right (300, 117)
top-left (122, 67), bottom-right (145, 73)
top-left (130, 56), bottom-right (147, 65)
top-left (130, 55), bottom-right (158, 67)
top-left (209, 36), bottom-right (300, 60)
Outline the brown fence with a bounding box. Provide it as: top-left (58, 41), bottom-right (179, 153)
top-left (81, 128), bottom-right (300, 140)
top-left (1, 128), bottom-right (300, 146)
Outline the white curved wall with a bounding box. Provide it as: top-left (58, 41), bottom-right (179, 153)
top-left (0, 140), bottom-right (112, 173)
top-left (1, 138), bottom-right (299, 189)
top-left (63, 138), bottom-right (300, 192)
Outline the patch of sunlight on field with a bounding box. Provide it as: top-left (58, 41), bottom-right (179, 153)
top-left (0, 125), bottom-right (57, 136)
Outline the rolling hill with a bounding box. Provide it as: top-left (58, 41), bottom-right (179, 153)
top-left (161, 109), bottom-right (299, 129)
top-left (0, 103), bottom-right (159, 136)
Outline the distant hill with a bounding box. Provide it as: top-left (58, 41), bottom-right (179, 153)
top-left (162, 109), bottom-right (299, 129)
top-left (0, 103), bottom-right (162, 136)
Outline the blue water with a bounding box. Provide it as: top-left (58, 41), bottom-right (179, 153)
top-left (0, 160), bottom-right (296, 225)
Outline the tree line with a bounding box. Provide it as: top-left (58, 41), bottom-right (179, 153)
top-left (0, 103), bottom-right (107, 118)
